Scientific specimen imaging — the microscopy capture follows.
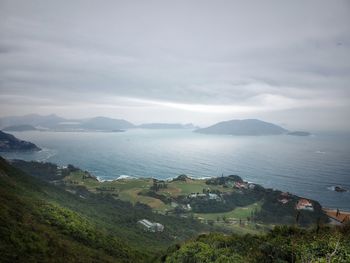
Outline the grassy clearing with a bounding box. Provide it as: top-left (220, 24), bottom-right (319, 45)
top-left (64, 172), bottom-right (168, 209)
top-left (159, 178), bottom-right (231, 197)
top-left (194, 202), bottom-right (262, 221)
top-left (64, 172), bottom-right (265, 230)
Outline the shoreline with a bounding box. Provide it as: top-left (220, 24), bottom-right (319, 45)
top-left (323, 207), bottom-right (350, 224)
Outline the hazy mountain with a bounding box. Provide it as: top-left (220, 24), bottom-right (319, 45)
top-left (195, 119), bottom-right (288, 136)
top-left (3, 124), bottom-right (38, 132)
top-left (138, 123), bottom-right (196, 129)
top-left (0, 131), bottom-right (41, 151)
top-left (80, 116), bottom-right (135, 131)
top-left (0, 114), bottom-right (65, 129)
top-left (0, 114), bottom-right (135, 131)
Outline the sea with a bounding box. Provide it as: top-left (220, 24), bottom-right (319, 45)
top-left (1, 129), bottom-right (350, 210)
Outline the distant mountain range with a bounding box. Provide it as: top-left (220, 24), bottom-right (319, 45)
top-left (195, 119), bottom-right (288, 136)
top-left (0, 130), bottom-right (41, 151)
top-left (0, 114), bottom-right (309, 135)
top-left (0, 114), bottom-right (195, 132)
top-left (0, 114), bottom-right (135, 131)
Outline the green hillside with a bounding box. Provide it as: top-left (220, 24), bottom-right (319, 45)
top-left (0, 157), bottom-right (211, 262)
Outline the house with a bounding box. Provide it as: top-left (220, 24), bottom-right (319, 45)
top-left (137, 219), bottom-right (164, 232)
top-left (248, 183), bottom-right (256, 190)
top-left (208, 193), bottom-right (220, 200)
top-left (234, 182), bottom-right (248, 189)
top-left (188, 193), bottom-right (206, 198)
top-left (296, 199), bottom-right (314, 211)
top-left (189, 193), bottom-right (197, 198)
top-left (153, 223), bottom-right (164, 232)
top-left (278, 198), bottom-right (289, 204)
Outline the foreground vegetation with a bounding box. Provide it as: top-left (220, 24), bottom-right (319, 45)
top-left (162, 224), bottom-right (350, 262)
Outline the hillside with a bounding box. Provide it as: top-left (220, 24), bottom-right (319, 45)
top-left (0, 131), bottom-right (41, 151)
top-left (0, 157), bottom-right (144, 262)
top-left (1, 158), bottom-right (346, 262)
top-left (195, 119), bottom-right (287, 136)
top-left (0, 157), bottom-right (212, 262)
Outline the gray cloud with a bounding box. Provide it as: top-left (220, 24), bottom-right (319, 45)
top-left (0, 0), bottom-right (350, 131)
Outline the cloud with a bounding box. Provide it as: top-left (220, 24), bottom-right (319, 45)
top-left (0, 0), bottom-right (350, 130)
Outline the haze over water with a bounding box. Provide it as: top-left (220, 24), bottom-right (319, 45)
top-left (2, 130), bottom-right (350, 211)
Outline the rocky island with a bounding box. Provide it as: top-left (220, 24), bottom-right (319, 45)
top-left (195, 119), bottom-right (288, 136)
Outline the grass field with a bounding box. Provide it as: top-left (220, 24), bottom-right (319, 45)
top-left (64, 172), bottom-right (171, 210)
top-left (194, 202), bottom-right (262, 221)
top-left (158, 178), bottom-right (232, 197)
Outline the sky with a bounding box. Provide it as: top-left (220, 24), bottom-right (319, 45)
top-left (0, 0), bottom-right (350, 131)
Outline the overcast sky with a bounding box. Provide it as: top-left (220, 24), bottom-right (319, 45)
top-left (0, 0), bottom-right (349, 131)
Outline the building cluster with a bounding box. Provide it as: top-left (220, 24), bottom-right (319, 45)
top-left (171, 201), bottom-right (192, 211)
top-left (137, 219), bottom-right (164, 232)
top-left (188, 192), bottom-right (221, 201)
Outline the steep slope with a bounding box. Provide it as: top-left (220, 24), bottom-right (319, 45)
top-left (195, 119), bottom-right (287, 136)
top-left (0, 157), bottom-right (212, 262)
top-left (0, 157), bottom-right (143, 262)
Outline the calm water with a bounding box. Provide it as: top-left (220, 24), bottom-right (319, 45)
top-left (1, 130), bottom-right (350, 210)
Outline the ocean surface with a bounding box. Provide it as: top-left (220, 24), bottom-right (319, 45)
top-left (1, 129), bottom-right (350, 210)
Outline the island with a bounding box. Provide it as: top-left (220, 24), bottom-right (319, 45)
top-left (0, 114), bottom-right (135, 132)
top-left (0, 130), bottom-right (41, 151)
top-left (195, 119), bottom-right (288, 136)
top-left (287, 131), bottom-right (311, 136)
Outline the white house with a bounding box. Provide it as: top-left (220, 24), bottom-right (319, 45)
top-left (296, 199), bottom-right (314, 211)
top-left (137, 219), bottom-right (164, 232)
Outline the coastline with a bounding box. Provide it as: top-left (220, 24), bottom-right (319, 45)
top-left (323, 208), bottom-right (350, 224)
